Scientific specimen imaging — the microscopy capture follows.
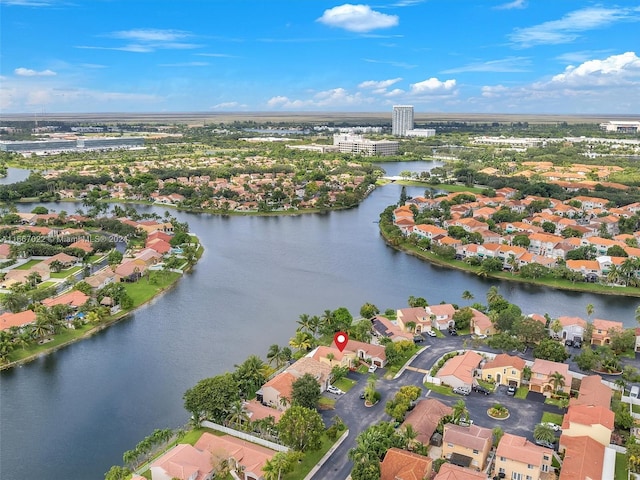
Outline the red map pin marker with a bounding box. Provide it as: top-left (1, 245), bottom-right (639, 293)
top-left (334, 332), bottom-right (349, 352)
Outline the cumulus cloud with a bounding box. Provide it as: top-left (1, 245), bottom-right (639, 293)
top-left (267, 87), bottom-right (372, 110)
top-left (549, 51), bottom-right (640, 87)
top-left (14, 67), bottom-right (56, 76)
top-left (211, 102), bottom-right (246, 110)
top-left (410, 77), bottom-right (456, 94)
top-left (317, 4), bottom-right (399, 33)
top-left (509, 6), bottom-right (640, 48)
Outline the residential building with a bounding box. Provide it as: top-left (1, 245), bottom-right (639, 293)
top-left (470, 308), bottom-right (496, 337)
top-left (426, 304), bottom-right (456, 331)
top-left (434, 463), bottom-right (487, 480)
top-left (436, 351), bottom-right (483, 389)
top-left (494, 433), bottom-right (553, 480)
top-left (0, 310), bottom-right (36, 331)
top-left (331, 338), bottom-right (386, 367)
top-left (481, 353), bottom-right (526, 387)
top-left (372, 315), bottom-right (414, 342)
top-left (194, 432), bottom-right (276, 480)
top-left (392, 105), bottom-right (414, 136)
top-left (401, 398), bottom-right (453, 445)
top-left (442, 423), bottom-right (493, 471)
top-left (529, 359), bottom-right (571, 396)
top-left (397, 306), bottom-right (432, 334)
top-left (560, 404), bottom-right (614, 446)
top-left (591, 318), bottom-right (624, 346)
top-left (259, 372), bottom-right (296, 410)
top-left (570, 375), bottom-right (612, 408)
top-left (287, 356), bottom-right (333, 390)
top-left (558, 435), bottom-right (606, 480)
top-left (310, 345), bottom-right (356, 369)
top-left (149, 443), bottom-right (213, 480)
top-left (380, 447), bottom-right (432, 480)
top-left (555, 316), bottom-right (586, 342)
top-left (42, 290), bottom-right (89, 309)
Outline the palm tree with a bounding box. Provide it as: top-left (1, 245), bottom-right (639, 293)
top-left (262, 451), bottom-right (302, 480)
top-left (267, 344), bottom-right (283, 367)
top-left (550, 371), bottom-right (565, 393)
top-left (225, 400), bottom-right (250, 430)
top-left (586, 303), bottom-right (594, 322)
top-left (234, 355), bottom-right (266, 398)
top-left (289, 331), bottom-right (313, 352)
top-left (326, 352), bottom-right (335, 367)
top-left (486, 286), bottom-right (500, 305)
top-left (296, 313), bottom-right (313, 334)
top-left (400, 424), bottom-right (418, 449)
top-left (550, 319), bottom-right (562, 339)
top-left (533, 424), bottom-right (556, 444)
top-left (462, 290), bottom-right (474, 303)
top-left (492, 426), bottom-right (504, 448)
top-left (451, 399), bottom-right (469, 425)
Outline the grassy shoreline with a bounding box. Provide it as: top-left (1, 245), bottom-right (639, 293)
top-left (379, 224), bottom-right (640, 298)
top-left (0, 249), bottom-right (202, 371)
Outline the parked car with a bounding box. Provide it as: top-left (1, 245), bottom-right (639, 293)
top-left (507, 385), bottom-right (517, 396)
top-left (449, 330), bottom-right (458, 336)
top-left (472, 384), bottom-right (491, 395)
top-left (425, 329), bottom-right (437, 337)
top-left (453, 386), bottom-right (471, 396)
top-left (573, 340), bottom-right (582, 349)
top-left (368, 364), bottom-right (378, 373)
top-left (542, 422), bottom-right (561, 432)
top-left (327, 385), bottom-right (344, 395)
top-left (565, 339), bottom-right (574, 347)
top-left (359, 391), bottom-right (365, 400)
top-left (535, 438), bottom-right (556, 449)
top-left (413, 335), bottom-right (424, 343)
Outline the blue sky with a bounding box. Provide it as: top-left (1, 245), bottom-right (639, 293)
top-left (1, 0), bottom-right (639, 114)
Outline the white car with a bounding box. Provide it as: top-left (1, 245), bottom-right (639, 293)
top-left (542, 422), bottom-right (561, 432)
top-left (327, 385), bottom-right (344, 395)
top-left (425, 330), bottom-right (437, 337)
top-left (368, 364), bottom-right (378, 373)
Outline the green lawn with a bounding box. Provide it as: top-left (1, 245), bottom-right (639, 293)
top-left (50, 266), bottom-right (82, 278)
top-left (434, 329), bottom-right (446, 338)
top-left (15, 259), bottom-right (41, 270)
top-left (333, 377), bottom-right (356, 392)
top-left (544, 397), bottom-right (566, 407)
top-left (541, 412), bottom-right (564, 425)
top-left (552, 455), bottom-right (561, 469)
top-left (615, 452), bottom-right (628, 480)
top-left (514, 387), bottom-right (528, 399)
top-left (282, 433), bottom-right (340, 480)
top-left (631, 403), bottom-right (640, 414)
top-left (476, 379), bottom-right (495, 391)
top-left (123, 272), bottom-right (181, 307)
top-left (385, 344), bottom-right (420, 376)
top-left (7, 323), bottom-right (94, 363)
top-left (36, 281), bottom-right (56, 289)
top-left (424, 382), bottom-right (454, 396)
top-left (318, 396), bottom-right (336, 409)
top-left (86, 254), bottom-right (103, 263)
top-left (356, 364), bottom-right (369, 374)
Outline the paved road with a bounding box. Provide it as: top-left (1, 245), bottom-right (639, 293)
top-left (311, 333), bottom-right (637, 479)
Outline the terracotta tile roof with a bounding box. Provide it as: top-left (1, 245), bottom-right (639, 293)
top-left (434, 463), bottom-right (487, 480)
top-left (150, 443), bottom-right (212, 480)
top-left (570, 375), bottom-right (612, 408)
top-left (311, 345), bottom-right (351, 363)
top-left (0, 310), bottom-right (36, 331)
top-left (496, 433), bottom-right (552, 467)
top-left (373, 315), bottom-right (414, 341)
top-left (443, 423), bottom-right (492, 451)
top-left (557, 316), bottom-right (587, 328)
top-left (402, 399), bottom-right (453, 444)
top-left (287, 356), bottom-right (332, 383)
top-left (483, 353), bottom-right (525, 371)
top-left (333, 339), bottom-right (386, 361)
top-left (592, 318), bottom-right (624, 333)
top-left (559, 435), bottom-right (605, 480)
top-left (42, 290), bottom-right (89, 308)
top-left (195, 432), bottom-right (276, 478)
top-left (427, 304), bottom-right (456, 318)
top-left (41, 252), bottom-right (77, 265)
top-left (68, 239), bottom-right (93, 253)
top-left (437, 351), bottom-right (483, 386)
top-left (243, 399), bottom-right (283, 423)
top-left (262, 371), bottom-right (296, 401)
top-left (380, 447), bottom-right (432, 480)
top-left (531, 358), bottom-right (570, 377)
top-left (561, 404), bottom-right (615, 431)
top-left (470, 309), bottom-right (492, 331)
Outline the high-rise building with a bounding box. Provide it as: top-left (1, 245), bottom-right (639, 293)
top-left (392, 105), bottom-right (414, 137)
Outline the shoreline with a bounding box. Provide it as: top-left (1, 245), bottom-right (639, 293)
top-left (378, 225), bottom-right (640, 298)
top-left (0, 253), bottom-right (200, 371)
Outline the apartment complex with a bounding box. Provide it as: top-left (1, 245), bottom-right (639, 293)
top-left (392, 105), bottom-right (414, 136)
top-left (333, 133), bottom-right (399, 156)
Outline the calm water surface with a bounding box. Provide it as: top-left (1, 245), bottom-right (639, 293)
top-left (1, 162), bottom-right (638, 480)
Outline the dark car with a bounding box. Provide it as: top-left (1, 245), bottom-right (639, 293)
top-left (413, 335), bottom-right (424, 343)
top-left (449, 329), bottom-right (458, 336)
top-left (472, 384), bottom-right (491, 395)
top-left (507, 385), bottom-right (517, 396)
top-left (535, 438), bottom-right (557, 450)
top-left (573, 340), bottom-right (582, 349)
top-left (564, 339), bottom-right (574, 347)
top-left (359, 391), bottom-right (365, 400)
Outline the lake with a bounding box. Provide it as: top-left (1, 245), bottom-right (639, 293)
top-left (1, 161), bottom-right (638, 479)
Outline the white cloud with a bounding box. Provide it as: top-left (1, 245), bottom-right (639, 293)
top-left (211, 102), bottom-right (247, 110)
top-left (14, 67), bottom-right (56, 77)
top-left (495, 0), bottom-right (526, 10)
top-left (440, 57), bottom-right (531, 74)
top-left (158, 62), bottom-right (209, 67)
top-left (509, 7), bottom-right (640, 48)
top-left (554, 50), bottom-right (613, 64)
top-left (410, 77), bottom-right (456, 94)
top-left (549, 51), bottom-right (640, 87)
top-left (358, 78), bottom-right (402, 89)
top-left (109, 28), bottom-right (190, 42)
top-left (317, 4), bottom-right (399, 33)
top-left (78, 28), bottom-right (200, 53)
top-left (0, 0), bottom-right (56, 6)
top-left (363, 58), bottom-right (417, 69)
top-left (267, 88), bottom-right (372, 110)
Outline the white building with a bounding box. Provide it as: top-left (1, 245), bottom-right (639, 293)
top-left (333, 134), bottom-right (398, 156)
top-left (392, 105), bottom-right (414, 137)
top-left (599, 121), bottom-right (640, 133)
top-left (406, 128), bottom-right (435, 138)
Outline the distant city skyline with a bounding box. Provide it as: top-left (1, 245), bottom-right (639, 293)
top-left (1, 0), bottom-right (639, 114)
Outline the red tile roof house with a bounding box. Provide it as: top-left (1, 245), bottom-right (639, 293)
top-left (42, 290), bottom-right (90, 310)
top-left (436, 351), bottom-right (483, 390)
top-left (259, 372), bottom-right (296, 411)
top-left (149, 443), bottom-right (214, 480)
top-left (555, 316), bottom-right (587, 343)
top-left (469, 308), bottom-right (496, 337)
top-left (442, 423), bottom-right (493, 471)
top-left (0, 310), bottom-right (36, 332)
top-left (401, 398), bottom-right (453, 445)
top-left (397, 306), bottom-right (433, 335)
top-left (560, 404), bottom-right (615, 447)
top-left (426, 303), bottom-right (456, 331)
top-left (372, 315), bottom-right (414, 342)
top-left (591, 318), bottom-right (624, 346)
top-left (310, 345), bottom-right (356, 369)
top-left (0, 243), bottom-right (12, 260)
top-left (434, 463), bottom-right (487, 480)
top-left (331, 338), bottom-right (387, 368)
top-left (380, 447), bottom-right (432, 480)
top-left (194, 432), bottom-right (277, 480)
top-left (558, 435), bottom-right (607, 480)
top-left (494, 433), bottom-right (553, 480)
top-left (146, 238), bottom-right (172, 255)
top-left (480, 353), bottom-right (526, 387)
top-left (41, 252), bottom-right (78, 269)
top-left (528, 359), bottom-right (572, 397)
top-left (243, 399), bottom-right (283, 424)
top-left (569, 375), bottom-right (612, 408)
